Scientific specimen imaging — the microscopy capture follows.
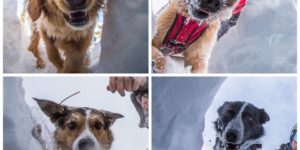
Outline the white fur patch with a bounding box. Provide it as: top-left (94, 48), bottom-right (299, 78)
top-left (222, 103), bottom-right (248, 144)
top-left (72, 110), bottom-right (103, 150)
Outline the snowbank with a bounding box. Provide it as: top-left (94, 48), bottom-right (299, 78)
top-left (203, 77), bottom-right (297, 149)
top-left (152, 77), bottom-right (226, 150)
top-left (3, 0), bottom-right (101, 73)
top-left (151, 77), bottom-right (296, 150)
top-left (4, 77), bottom-right (41, 150)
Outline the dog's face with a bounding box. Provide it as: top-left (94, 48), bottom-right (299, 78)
top-left (27, 0), bottom-right (104, 30)
top-left (215, 101), bottom-right (270, 150)
top-left (183, 0), bottom-right (239, 21)
top-left (34, 98), bottom-right (123, 150)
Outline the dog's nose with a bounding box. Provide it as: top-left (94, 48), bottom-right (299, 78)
top-left (225, 130), bottom-right (239, 143)
top-left (66, 0), bottom-right (86, 8)
top-left (201, 0), bottom-right (223, 13)
top-left (78, 138), bottom-right (95, 150)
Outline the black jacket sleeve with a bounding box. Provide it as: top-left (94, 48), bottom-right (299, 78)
top-left (218, 12), bottom-right (241, 40)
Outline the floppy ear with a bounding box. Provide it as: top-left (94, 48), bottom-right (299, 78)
top-left (33, 98), bottom-right (69, 126)
top-left (104, 111), bottom-right (124, 128)
top-left (97, 0), bottom-right (105, 7)
top-left (217, 101), bottom-right (229, 115)
top-left (27, 0), bottom-right (43, 21)
top-left (259, 109), bottom-right (270, 124)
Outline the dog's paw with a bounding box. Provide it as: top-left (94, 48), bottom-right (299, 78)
top-left (31, 124), bottom-right (42, 138)
top-left (184, 59), bottom-right (207, 73)
top-left (36, 59), bottom-right (46, 69)
top-left (153, 57), bottom-right (166, 73)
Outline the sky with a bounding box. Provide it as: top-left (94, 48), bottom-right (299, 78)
top-left (203, 77), bottom-right (297, 149)
top-left (22, 77), bottom-right (148, 150)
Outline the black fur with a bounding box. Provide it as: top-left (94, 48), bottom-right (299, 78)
top-left (214, 101), bottom-right (270, 150)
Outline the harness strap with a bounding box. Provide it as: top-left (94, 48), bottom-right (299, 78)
top-left (160, 0), bottom-right (247, 56)
top-left (160, 14), bottom-right (208, 55)
top-left (233, 0), bottom-right (247, 14)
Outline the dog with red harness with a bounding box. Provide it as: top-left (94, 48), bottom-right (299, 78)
top-left (152, 0), bottom-right (246, 73)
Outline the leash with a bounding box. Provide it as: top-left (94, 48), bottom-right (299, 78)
top-left (59, 91), bottom-right (81, 104)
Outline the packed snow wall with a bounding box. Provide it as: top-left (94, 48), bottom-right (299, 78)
top-left (152, 77), bottom-right (226, 150)
top-left (3, 77), bottom-right (41, 150)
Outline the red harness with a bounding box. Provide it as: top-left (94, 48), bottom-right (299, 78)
top-left (160, 0), bottom-right (247, 56)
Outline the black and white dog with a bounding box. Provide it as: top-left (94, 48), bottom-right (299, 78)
top-left (214, 101), bottom-right (270, 150)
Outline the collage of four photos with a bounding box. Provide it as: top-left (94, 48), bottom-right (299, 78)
top-left (2, 0), bottom-right (298, 150)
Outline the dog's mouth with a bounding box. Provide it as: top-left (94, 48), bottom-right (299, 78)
top-left (225, 143), bottom-right (240, 150)
top-left (64, 11), bottom-right (89, 27)
top-left (190, 5), bottom-right (210, 20)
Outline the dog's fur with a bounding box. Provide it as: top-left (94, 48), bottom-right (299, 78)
top-left (152, 0), bottom-right (241, 73)
top-left (33, 98), bottom-right (123, 150)
top-left (214, 101), bottom-right (270, 150)
top-left (26, 0), bottom-right (104, 73)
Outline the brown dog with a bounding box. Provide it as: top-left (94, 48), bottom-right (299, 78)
top-left (33, 98), bottom-right (123, 150)
top-left (27, 0), bottom-right (104, 73)
top-left (152, 0), bottom-right (245, 73)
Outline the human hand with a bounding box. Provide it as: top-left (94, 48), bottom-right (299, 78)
top-left (107, 77), bottom-right (146, 96)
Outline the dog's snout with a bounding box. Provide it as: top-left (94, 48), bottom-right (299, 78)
top-left (201, 0), bottom-right (223, 13)
top-left (78, 138), bottom-right (95, 150)
top-left (66, 0), bottom-right (86, 8)
top-left (225, 130), bottom-right (239, 143)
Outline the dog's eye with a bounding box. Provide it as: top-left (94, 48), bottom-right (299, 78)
top-left (67, 122), bottom-right (77, 130)
top-left (246, 116), bottom-right (253, 122)
top-left (94, 122), bottom-right (102, 130)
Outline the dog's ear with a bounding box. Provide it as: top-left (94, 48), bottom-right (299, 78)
top-left (104, 111), bottom-right (124, 128)
top-left (217, 101), bottom-right (229, 115)
top-left (27, 0), bottom-right (43, 21)
top-left (33, 98), bottom-right (69, 126)
top-left (259, 109), bottom-right (270, 124)
top-left (226, 0), bottom-right (239, 7)
top-left (97, 0), bottom-right (105, 7)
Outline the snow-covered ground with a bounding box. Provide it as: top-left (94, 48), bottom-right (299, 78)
top-left (3, 0), bottom-right (102, 73)
top-left (4, 77), bottom-right (148, 150)
top-left (152, 77), bottom-right (296, 150)
top-left (152, 0), bottom-right (297, 73)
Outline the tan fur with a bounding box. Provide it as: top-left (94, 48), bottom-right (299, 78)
top-left (152, 0), bottom-right (236, 73)
top-left (89, 111), bottom-right (114, 149)
top-left (27, 0), bottom-right (104, 73)
top-left (34, 99), bottom-right (123, 150)
top-left (55, 111), bottom-right (86, 150)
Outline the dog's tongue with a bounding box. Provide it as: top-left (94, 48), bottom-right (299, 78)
top-left (70, 11), bottom-right (86, 19)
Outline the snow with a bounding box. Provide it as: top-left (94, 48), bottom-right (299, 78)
top-left (3, 77), bottom-right (147, 150)
top-left (3, 0), bottom-right (101, 73)
top-left (152, 77), bottom-right (296, 150)
top-left (22, 77), bottom-right (148, 150)
top-left (3, 77), bottom-right (42, 150)
top-left (203, 77), bottom-right (297, 149)
top-left (152, 77), bottom-right (226, 150)
top-left (152, 0), bottom-right (297, 73)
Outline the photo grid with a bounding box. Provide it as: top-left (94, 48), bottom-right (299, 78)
top-left (1, 0), bottom-right (299, 150)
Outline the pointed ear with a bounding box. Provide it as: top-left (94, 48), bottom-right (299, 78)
top-left (33, 98), bottom-right (69, 126)
top-left (259, 109), bottom-right (270, 124)
top-left (104, 111), bottom-right (124, 128)
top-left (27, 0), bottom-right (43, 21)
